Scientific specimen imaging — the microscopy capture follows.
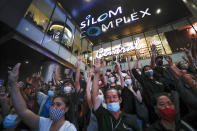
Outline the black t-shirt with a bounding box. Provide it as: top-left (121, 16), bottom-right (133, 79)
top-left (121, 87), bottom-right (136, 115)
top-left (146, 120), bottom-right (181, 131)
top-left (94, 105), bottom-right (140, 131)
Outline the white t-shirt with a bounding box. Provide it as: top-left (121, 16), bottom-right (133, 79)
top-left (39, 117), bottom-right (77, 131)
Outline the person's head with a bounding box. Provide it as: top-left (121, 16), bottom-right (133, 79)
top-left (155, 56), bottom-right (163, 66)
top-left (136, 68), bottom-right (142, 75)
top-left (142, 65), bottom-right (154, 77)
top-left (63, 81), bottom-right (74, 95)
top-left (106, 69), bottom-right (111, 76)
top-left (124, 75), bottom-right (132, 86)
top-left (49, 95), bottom-right (70, 121)
top-left (153, 93), bottom-right (177, 122)
top-left (64, 68), bottom-right (70, 75)
top-left (48, 86), bottom-right (56, 97)
top-left (108, 73), bottom-right (117, 84)
top-left (104, 88), bottom-right (122, 112)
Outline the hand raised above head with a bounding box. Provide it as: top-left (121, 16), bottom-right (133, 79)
top-left (76, 56), bottom-right (82, 68)
top-left (164, 55), bottom-right (173, 65)
top-left (94, 58), bottom-right (100, 73)
top-left (151, 44), bottom-right (156, 52)
top-left (8, 63), bottom-right (21, 84)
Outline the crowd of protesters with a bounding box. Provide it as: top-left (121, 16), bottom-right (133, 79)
top-left (0, 35), bottom-right (197, 131)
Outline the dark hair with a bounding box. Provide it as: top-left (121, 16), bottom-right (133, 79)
top-left (104, 87), bottom-right (121, 99)
top-left (152, 92), bottom-right (174, 106)
top-left (54, 95), bottom-right (70, 108)
top-left (142, 65), bottom-right (152, 75)
top-left (155, 55), bottom-right (163, 61)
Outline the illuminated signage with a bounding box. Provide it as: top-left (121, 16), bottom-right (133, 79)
top-left (80, 6), bottom-right (151, 38)
top-left (96, 38), bottom-right (141, 58)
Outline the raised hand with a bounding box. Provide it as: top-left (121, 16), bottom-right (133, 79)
top-left (8, 63), bottom-right (21, 85)
top-left (164, 55), bottom-right (173, 65)
top-left (128, 56), bottom-right (131, 62)
top-left (151, 44), bottom-right (156, 53)
top-left (94, 58), bottom-right (100, 74)
top-left (116, 62), bottom-right (122, 75)
top-left (89, 68), bottom-right (94, 77)
top-left (136, 52), bottom-right (140, 60)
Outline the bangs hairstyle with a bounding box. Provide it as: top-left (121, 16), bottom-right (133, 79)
top-left (152, 92), bottom-right (174, 106)
top-left (104, 87), bottom-right (121, 99)
top-left (53, 94), bottom-right (70, 108)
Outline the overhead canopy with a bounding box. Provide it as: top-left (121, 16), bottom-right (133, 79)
top-left (58, 0), bottom-right (191, 45)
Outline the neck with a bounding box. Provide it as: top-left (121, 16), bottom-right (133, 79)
top-left (161, 119), bottom-right (175, 130)
top-left (111, 110), bottom-right (121, 120)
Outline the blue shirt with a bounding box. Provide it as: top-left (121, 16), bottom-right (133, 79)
top-left (41, 98), bottom-right (52, 117)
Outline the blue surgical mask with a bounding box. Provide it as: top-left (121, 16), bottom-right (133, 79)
top-left (48, 90), bottom-right (54, 97)
top-left (125, 79), bottom-right (132, 86)
top-left (107, 102), bottom-right (120, 112)
top-left (145, 70), bottom-right (153, 76)
top-left (109, 77), bottom-right (115, 83)
top-left (3, 114), bottom-right (17, 128)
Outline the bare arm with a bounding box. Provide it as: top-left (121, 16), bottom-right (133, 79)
top-left (75, 56), bottom-right (82, 93)
top-left (102, 61), bottom-right (107, 86)
top-left (150, 44), bottom-right (156, 68)
top-left (86, 68), bottom-right (94, 108)
top-left (8, 63), bottom-right (39, 129)
top-left (92, 58), bottom-right (101, 111)
top-left (128, 56), bottom-right (131, 71)
top-left (116, 62), bottom-right (125, 89)
top-left (133, 52), bottom-right (140, 69)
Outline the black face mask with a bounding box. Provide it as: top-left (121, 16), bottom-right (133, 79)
top-left (157, 60), bottom-right (163, 66)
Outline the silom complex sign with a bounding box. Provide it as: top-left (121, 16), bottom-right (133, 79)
top-left (80, 6), bottom-right (151, 37)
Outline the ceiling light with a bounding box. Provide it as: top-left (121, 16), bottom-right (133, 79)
top-left (182, 0), bottom-right (187, 3)
top-left (25, 61), bottom-right (29, 64)
top-left (156, 8), bottom-right (162, 14)
top-left (84, 0), bottom-right (91, 2)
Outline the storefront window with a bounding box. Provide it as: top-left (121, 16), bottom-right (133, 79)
top-left (24, 0), bottom-right (55, 32)
top-left (73, 29), bottom-right (81, 56)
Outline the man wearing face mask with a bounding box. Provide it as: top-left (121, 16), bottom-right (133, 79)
top-left (92, 58), bottom-right (140, 131)
top-left (37, 86), bottom-right (56, 117)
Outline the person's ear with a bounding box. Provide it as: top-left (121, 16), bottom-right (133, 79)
top-left (64, 106), bottom-right (69, 113)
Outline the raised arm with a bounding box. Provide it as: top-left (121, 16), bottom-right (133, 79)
top-left (92, 58), bottom-right (101, 111)
top-left (150, 44), bottom-right (156, 68)
top-left (133, 52), bottom-right (140, 69)
top-left (8, 63), bottom-right (39, 129)
top-left (128, 56), bottom-right (131, 71)
top-left (75, 56), bottom-right (82, 93)
top-left (116, 62), bottom-right (125, 88)
top-left (102, 60), bottom-right (108, 86)
top-left (86, 68), bottom-right (94, 108)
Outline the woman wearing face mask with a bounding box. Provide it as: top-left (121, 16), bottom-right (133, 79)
top-left (8, 63), bottom-right (77, 131)
top-left (146, 93), bottom-right (195, 131)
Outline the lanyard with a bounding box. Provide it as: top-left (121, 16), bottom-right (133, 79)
top-left (110, 117), bottom-right (122, 131)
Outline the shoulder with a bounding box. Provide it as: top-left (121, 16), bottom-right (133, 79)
top-left (39, 117), bottom-right (52, 131)
top-left (62, 121), bottom-right (77, 131)
top-left (146, 121), bottom-right (162, 131)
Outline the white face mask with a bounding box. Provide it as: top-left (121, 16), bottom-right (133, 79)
top-left (64, 86), bottom-right (72, 94)
top-left (109, 77), bottom-right (115, 83)
top-left (125, 79), bottom-right (132, 86)
top-left (106, 72), bottom-right (110, 76)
